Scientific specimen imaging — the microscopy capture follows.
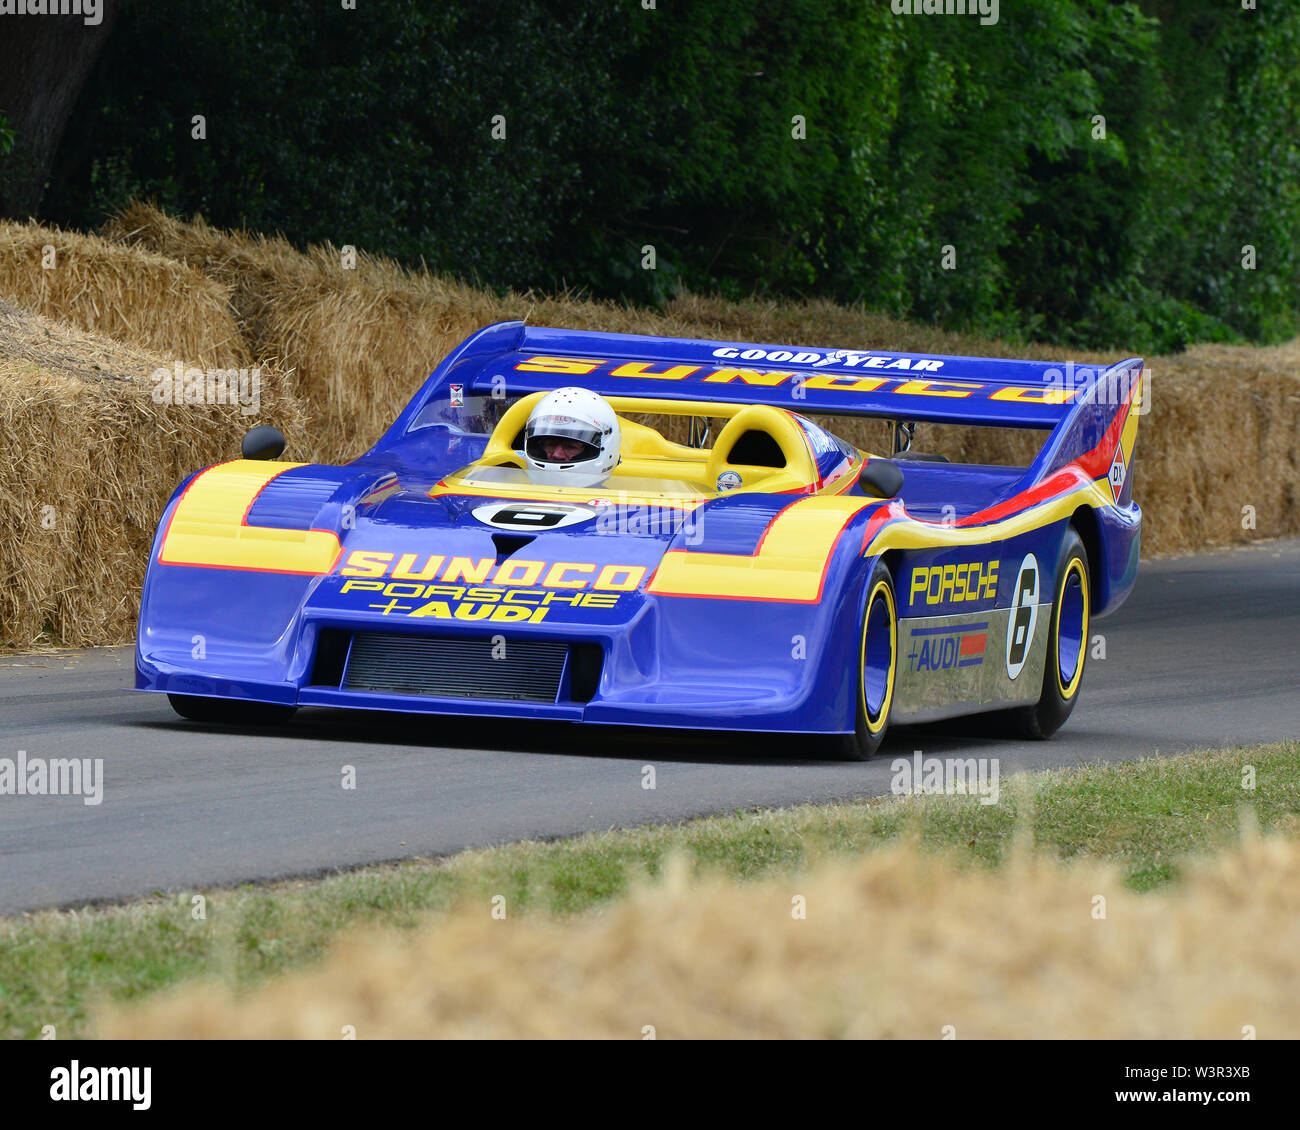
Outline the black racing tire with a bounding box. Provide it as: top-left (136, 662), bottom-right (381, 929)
top-left (167, 693), bottom-right (297, 726)
top-left (1005, 527), bottom-right (1090, 739)
top-left (828, 560), bottom-right (898, 761)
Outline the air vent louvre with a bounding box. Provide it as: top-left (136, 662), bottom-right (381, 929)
top-left (342, 633), bottom-right (569, 703)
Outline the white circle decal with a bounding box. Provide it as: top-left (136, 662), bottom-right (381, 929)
top-left (472, 503), bottom-right (596, 530)
top-left (1005, 553), bottom-right (1040, 680)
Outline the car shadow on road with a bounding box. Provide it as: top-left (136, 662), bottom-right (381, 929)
top-left (135, 708), bottom-right (829, 766)
top-left (133, 699), bottom-right (1041, 769)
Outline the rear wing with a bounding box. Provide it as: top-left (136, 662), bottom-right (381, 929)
top-left (393, 322), bottom-right (1143, 482)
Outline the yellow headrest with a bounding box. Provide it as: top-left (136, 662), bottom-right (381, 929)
top-left (480, 391), bottom-right (548, 467)
top-left (704, 405), bottom-right (816, 492)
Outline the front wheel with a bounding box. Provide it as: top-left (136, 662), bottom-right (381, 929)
top-left (1005, 527), bottom-right (1090, 739)
top-left (167, 693), bottom-right (297, 726)
top-left (828, 561), bottom-right (898, 761)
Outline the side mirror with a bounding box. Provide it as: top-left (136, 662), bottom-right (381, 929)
top-left (858, 457), bottom-right (903, 499)
top-left (241, 425), bottom-right (286, 461)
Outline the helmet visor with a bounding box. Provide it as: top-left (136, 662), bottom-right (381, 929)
top-left (524, 414), bottom-right (604, 464)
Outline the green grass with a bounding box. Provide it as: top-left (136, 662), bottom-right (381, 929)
top-left (2, 742), bottom-right (1296, 1039)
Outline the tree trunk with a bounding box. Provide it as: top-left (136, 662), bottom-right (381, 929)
top-left (0, 1), bottom-right (122, 218)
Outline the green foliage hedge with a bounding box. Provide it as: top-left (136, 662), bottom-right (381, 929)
top-left (39, 0), bottom-right (1300, 352)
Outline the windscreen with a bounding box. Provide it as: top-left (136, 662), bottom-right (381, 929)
top-left (409, 391), bottom-right (524, 435)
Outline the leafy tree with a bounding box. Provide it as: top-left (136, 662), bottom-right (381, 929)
top-left (0, 1), bottom-right (120, 215)
top-left (40, 0), bottom-right (1300, 351)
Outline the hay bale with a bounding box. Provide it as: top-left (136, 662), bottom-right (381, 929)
top-left (1130, 342), bottom-right (1300, 555)
top-left (0, 300), bottom-right (306, 648)
top-left (102, 203), bottom-right (709, 461)
top-left (103, 203), bottom-right (485, 460)
top-left (101, 201), bottom-right (309, 362)
top-left (0, 220), bottom-right (249, 368)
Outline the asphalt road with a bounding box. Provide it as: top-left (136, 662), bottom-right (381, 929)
top-left (2, 539), bottom-right (1297, 915)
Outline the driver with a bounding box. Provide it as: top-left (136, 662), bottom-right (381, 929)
top-left (522, 387), bottom-right (621, 487)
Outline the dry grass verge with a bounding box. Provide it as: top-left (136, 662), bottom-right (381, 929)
top-left (5, 743), bottom-right (1294, 1038)
top-left (96, 830), bottom-right (1300, 1039)
top-left (0, 301), bottom-right (305, 647)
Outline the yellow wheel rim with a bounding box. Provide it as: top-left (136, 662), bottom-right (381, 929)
top-left (1055, 558), bottom-right (1089, 700)
top-left (859, 578), bottom-right (897, 734)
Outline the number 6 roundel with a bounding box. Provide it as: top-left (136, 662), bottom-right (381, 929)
top-left (1006, 554), bottom-right (1040, 680)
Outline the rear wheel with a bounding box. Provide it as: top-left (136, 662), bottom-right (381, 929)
top-left (829, 561), bottom-right (898, 761)
top-left (167, 693), bottom-right (297, 726)
top-left (1006, 527), bottom-right (1090, 739)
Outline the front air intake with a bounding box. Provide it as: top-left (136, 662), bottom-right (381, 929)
top-left (342, 633), bottom-right (569, 702)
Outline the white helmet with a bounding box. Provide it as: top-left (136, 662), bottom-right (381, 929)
top-left (522, 387), bottom-right (621, 487)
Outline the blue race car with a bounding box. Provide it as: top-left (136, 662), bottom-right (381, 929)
top-left (136, 323), bottom-right (1143, 758)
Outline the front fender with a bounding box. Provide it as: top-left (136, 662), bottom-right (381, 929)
top-left (135, 460), bottom-right (397, 694)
